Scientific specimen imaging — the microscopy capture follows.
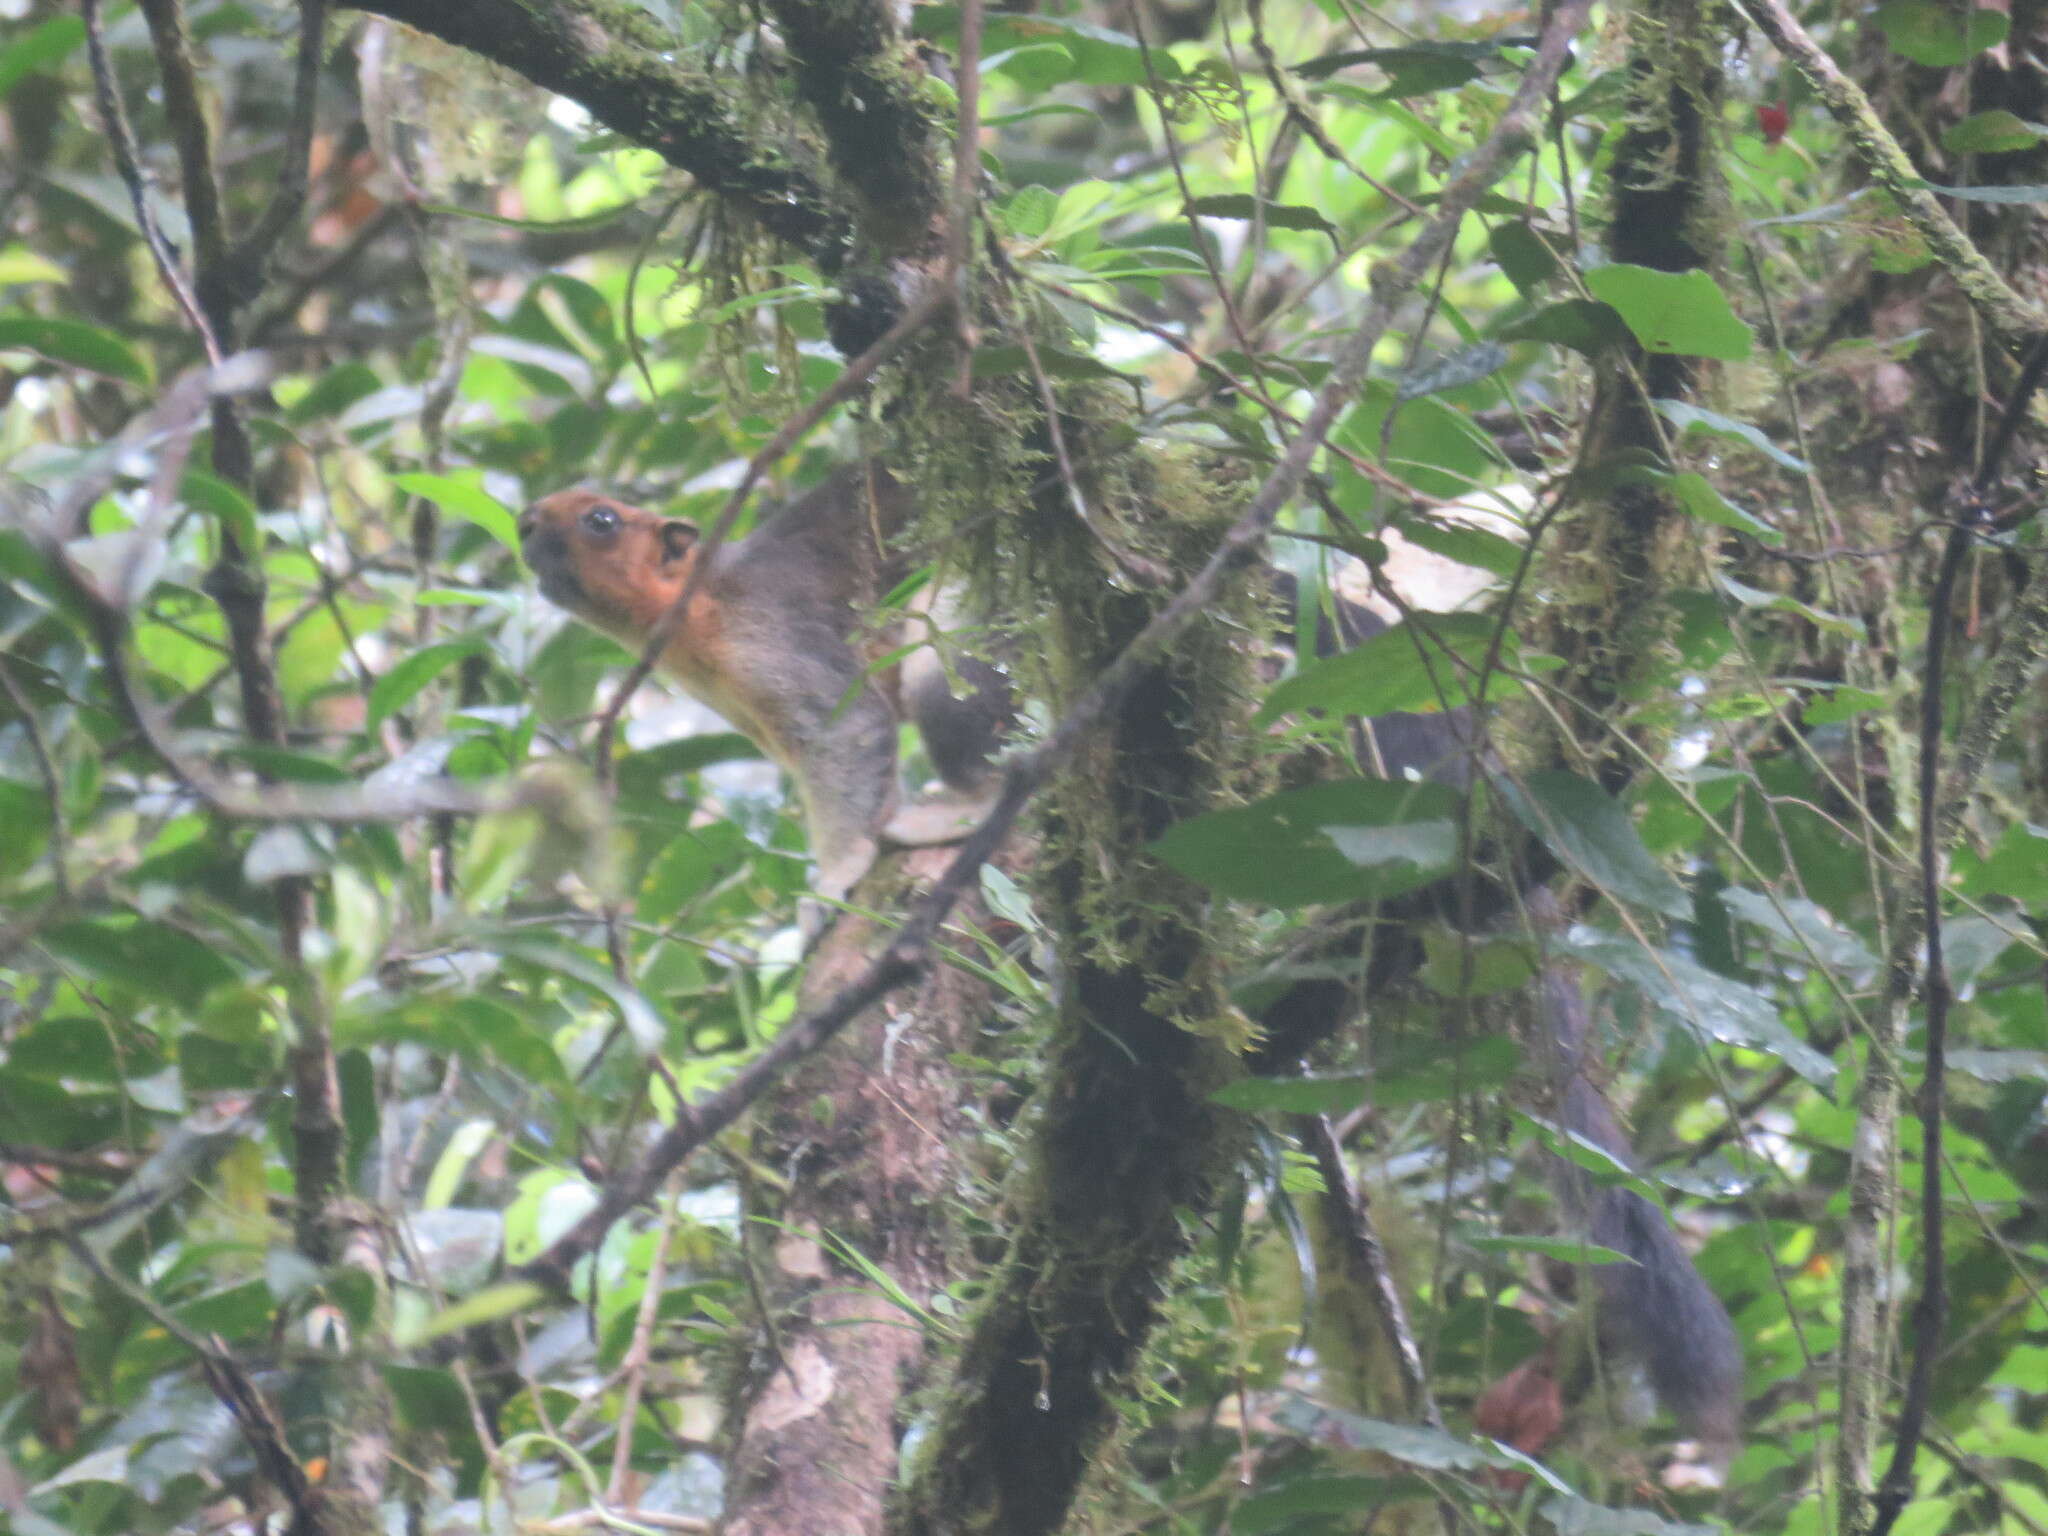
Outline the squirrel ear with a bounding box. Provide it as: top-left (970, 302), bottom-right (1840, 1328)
top-left (659, 520), bottom-right (699, 564)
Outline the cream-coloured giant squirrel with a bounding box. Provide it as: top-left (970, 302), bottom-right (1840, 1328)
top-left (516, 464), bottom-right (1741, 1465)
top-left (518, 463), bottom-right (1007, 909)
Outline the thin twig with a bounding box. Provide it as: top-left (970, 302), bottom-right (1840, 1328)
top-left (608, 1172), bottom-right (684, 1504)
top-left (81, 0), bottom-right (221, 360)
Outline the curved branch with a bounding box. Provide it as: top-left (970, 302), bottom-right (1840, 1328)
top-left (765, 0), bottom-right (947, 253)
top-left (338, 0), bottom-right (852, 255)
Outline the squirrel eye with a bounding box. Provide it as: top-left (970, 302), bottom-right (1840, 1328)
top-left (581, 505), bottom-right (619, 535)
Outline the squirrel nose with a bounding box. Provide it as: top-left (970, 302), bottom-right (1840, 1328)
top-left (516, 508), bottom-right (538, 543)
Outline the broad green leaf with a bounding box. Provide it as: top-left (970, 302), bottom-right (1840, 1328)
top-left (1394, 342), bottom-right (1509, 400)
top-left (1489, 222), bottom-right (1561, 293)
top-left (914, 7), bottom-right (1179, 84)
top-left (1943, 110), bottom-right (2048, 154)
top-left (1466, 1234), bottom-right (1635, 1265)
top-left (1421, 932), bottom-right (1538, 996)
top-left (426, 1120), bottom-right (499, 1211)
top-left (1499, 298), bottom-right (1630, 355)
top-left (40, 918), bottom-right (239, 1009)
top-left (1368, 1033), bottom-right (1520, 1105)
top-left (1002, 185), bottom-right (1060, 241)
top-left (970, 342), bottom-right (1137, 390)
top-left (0, 315), bottom-right (150, 385)
top-left (1585, 264), bottom-right (1754, 359)
top-left (179, 468), bottom-right (260, 550)
top-left (283, 359), bottom-right (383, 422)
top-left (1718, 887), bottom-right (1878, 978)
top-left (987, 43), bottom-right (1078, 91)
top-left (0, 246), bottom-right (67, 286)
top-left (1334, 380), bottom-right (1508, 501)
top-left (0, 15), bottom-right (85, 101)
top-left (392, 471), bottom-right (523, 553)
top-left (1873, 0), bottom-right (2009, 66)
top-left (1661, 469), bottom-right (1783, 545)
top-left (1153, 778), bottom-right (1460, 906)
top-left (1497, 770), bottom-right (1688, 918)
top-left (1717, 573), bottom-right (1865, 638)
top-left (1292, 38), bottom-right (1522, 90)
top-left (1232, 1477), bottom-right (1431, 1536)
top-left (1517, 1114), bottom-right (1669, 1205)
top-left (1655, 398), bottom-right (1810, 471)
top-left (1564, 931), bottom-right (1837, 1087)
top-left (1210, 1075), bottom-right (1372, 1113)
top-left (1258, 611), bottom-right (1513, 723)
top-left (395, 1281), bottom-right (546, 1348)
top-left (367, 639), bottom-right (483, 729)
top-left (1185, 194), bottom-right (1338, 241)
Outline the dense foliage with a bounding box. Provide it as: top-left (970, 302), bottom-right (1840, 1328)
top-left (3, 1), bottom-right (2048, 1534)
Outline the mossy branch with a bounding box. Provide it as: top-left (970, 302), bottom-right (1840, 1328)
top-left (765, 0), bottom-right (948, 254)
top-left (339, 0), bottom-right (852, 255)
top-left (1738, 0), bottom-right (2045, 349)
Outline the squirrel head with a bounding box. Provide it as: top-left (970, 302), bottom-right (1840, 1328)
top-left (519, 490), bottom-right (701, 642)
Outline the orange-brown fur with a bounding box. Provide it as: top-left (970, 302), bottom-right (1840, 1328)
top-left (518, 469), bottom-right (1008, 913)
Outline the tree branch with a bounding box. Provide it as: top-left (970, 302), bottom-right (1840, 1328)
top-left (336, 0), bottom-right (851, 255)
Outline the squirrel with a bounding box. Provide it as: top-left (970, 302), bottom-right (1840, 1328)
top-left (518, 465), bottom-right (1740, 1462)
top-left (517, 463), bottom-right (1009, 911)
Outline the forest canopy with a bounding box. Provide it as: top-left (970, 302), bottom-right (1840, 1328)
top-left (3, 1), bottom-right (2048, 1535)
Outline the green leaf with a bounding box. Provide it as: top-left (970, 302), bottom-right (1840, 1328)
top-left (1499, 298), bottom-right (1631, 355)
top-left (1334, 380), bottom-right (1509, 501)
top-left (179, 468), bottom-right (260, 551)
top-left (1942, 110), bottom-right (2048, 154)
top-left (1719, 887), bottom-right (1878, 978)
top-left (1420, 932), bottom-right (1537, 996)
top-left (395, 1281), bottom-right (546, 1348)
top-left (987, 43), bottom-right (1078, 91)
top-left (0, 246), bottom-right (69, 286)
top-left (1152, 778), bottom-right (1459, 907)
top-left (1717, 573), bottom-right (1865, 638)
top-left (1873, 0), bottom-right (2009, 66)
top-left (1233, 1477), bottom-right (1431, 1536)
top-left (40, 919), bottom-right (239, 1009)
top-left (286, 360), bottom-right (383, 423)
top-left (1488, 222), bottom-right (1561, 294)
top-left (1185, 194), bottom-right (1338, 241)
top-left (368, 640), bottom-right (484, 730)
top-left (1517, 1114), bottom-right (1669, 1205)
top-left (970, 342), bottom-right (1138, 391)
top-left (914, 7), bottom-right (1179, 84)
top-left (1258, 611), bottom-right (1513, 724)
top-left (1368, 1033), bottom-right (1520, 1105)
top-left (1661, 469), bottom-right (1784, 545)
top-left (1497, 770), bottom-right (1689, 918)
top-left (0, 315), bottom-right (151, 385)
top-left (1387, 511), bottom-right (1527, 580)
top-left (1002, 185), bottom-right (1060, 241)
top-left (1563, 931), bottom-right (1837, 1087)
top-left (0, 15), bottom-right (86, 101)
top-left (1293, 40), bottom-right (1516, 93)
top-left (392, 471), bottom-right (523, 553)
top-left (1210, 1075), bottom-right (1372, 1114)
top-left (1654, 398), bottom-right (1810, 472)
top-left (638, 823), bottom-right (754, 919)
top-left (1466, 1234), bottom-right (1635, 1265)
top-left (1584, 264), bottom-right (1754, 359)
